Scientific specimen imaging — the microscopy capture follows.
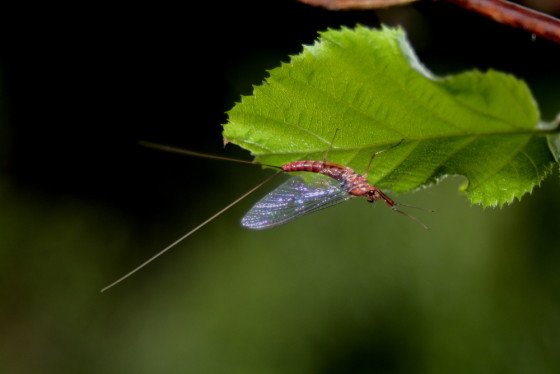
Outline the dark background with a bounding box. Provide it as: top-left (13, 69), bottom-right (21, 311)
top-left (3, 1), bottom-right (558, 215)
top-left (1, 1), bottom-right (560, 372)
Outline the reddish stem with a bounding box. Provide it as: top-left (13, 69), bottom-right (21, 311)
top-left (297, 0), bottom-right (416, 9)
top-left (443, 0), bottom-right (560, 44)
top-left (297, 0), bottom-right (560, 44)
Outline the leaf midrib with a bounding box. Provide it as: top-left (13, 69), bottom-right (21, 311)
top-left (249, 128), bottom-right (550, 157)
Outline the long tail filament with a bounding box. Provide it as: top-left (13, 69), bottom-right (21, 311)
top-left (100, 171), bottom-right (282, 292)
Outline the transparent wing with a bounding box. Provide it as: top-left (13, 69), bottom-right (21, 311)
top-left (241, 175), bottom-right (352, 230)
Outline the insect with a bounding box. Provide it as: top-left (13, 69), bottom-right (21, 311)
top-left (101, 134), bottom-right (430, 292)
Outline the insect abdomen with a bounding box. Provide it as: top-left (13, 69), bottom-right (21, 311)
top-left (282, 161), bottom-right (372, 196)
top-left (282, 161), bottom-right (352, 182)
top-left (282, 161), bottom-right (325, 173)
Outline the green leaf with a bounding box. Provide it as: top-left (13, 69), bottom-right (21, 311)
top-left (550, 134), bottom-right (560, 163)
top-left (547, 115), bottom-right (560, 163)
top-left (223, 26), bottom-right (558, 207)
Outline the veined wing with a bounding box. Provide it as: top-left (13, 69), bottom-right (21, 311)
top-left (241, 175), bottom-right (352, 230)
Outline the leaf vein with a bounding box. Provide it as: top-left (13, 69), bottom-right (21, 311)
top-left (468, 137), bottom-right (532, 194)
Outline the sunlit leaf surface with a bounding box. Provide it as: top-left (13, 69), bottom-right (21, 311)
top-left (224, 26), bottom-right (557, 207)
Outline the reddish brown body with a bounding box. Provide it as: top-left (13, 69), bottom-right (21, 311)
top-left (281, 160), bottom-right (395, 207)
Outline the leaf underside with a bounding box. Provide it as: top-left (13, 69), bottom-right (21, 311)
top-left (223, 26), bottom-right (557, 207)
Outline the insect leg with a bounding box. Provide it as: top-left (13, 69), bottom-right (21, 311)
top-left (322, 128), bottom-right (340, 162)
top-left (364, 138), bottom-right (405, 177)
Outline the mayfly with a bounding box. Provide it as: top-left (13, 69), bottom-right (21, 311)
top-left (101, 135), bottom-right (431, 292)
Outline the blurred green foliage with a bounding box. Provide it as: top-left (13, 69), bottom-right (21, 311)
top-left (1, 166), bottom-right (560, 373)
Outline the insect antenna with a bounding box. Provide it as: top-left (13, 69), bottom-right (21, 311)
top-left (100, 171), bottom-right (283, 292)
top-left (138, 140), bottom-right (282, 170)
top-left (394, 202), bottom-right (435, 213)
top-left (375, 189), bottom-right (431, 230)
top-left (391, 207), bottom-right (430, 230)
